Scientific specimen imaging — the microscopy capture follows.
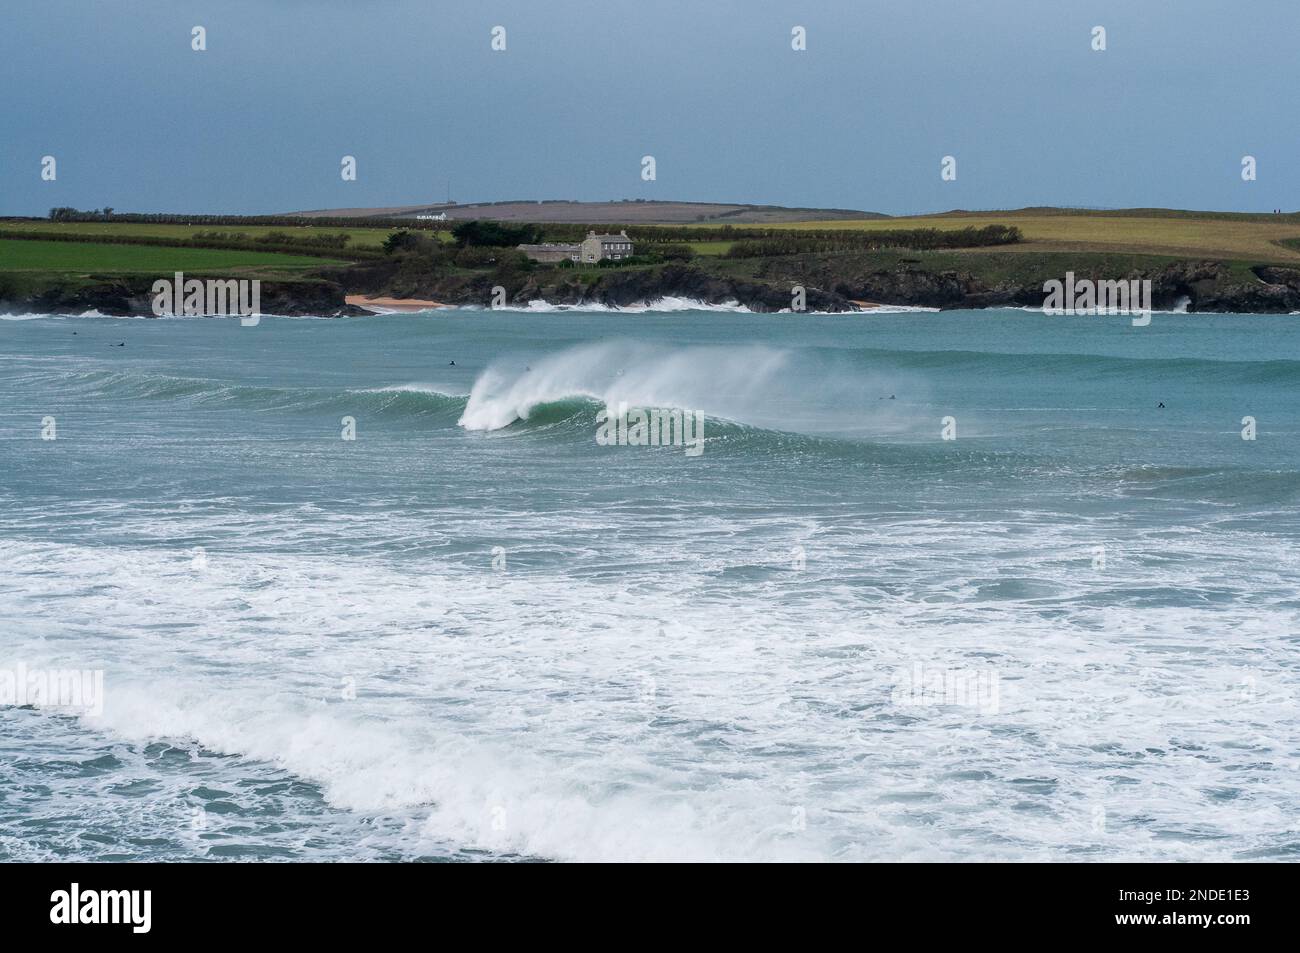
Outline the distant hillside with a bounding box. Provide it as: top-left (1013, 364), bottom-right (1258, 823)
top-left (7, 205), bottom-right (1300, 316)
top-left (286, 199), bottom-right (887, 225)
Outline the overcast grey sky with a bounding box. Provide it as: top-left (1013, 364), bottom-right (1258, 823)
top-left (3, 0), bottom-right (1297, 216)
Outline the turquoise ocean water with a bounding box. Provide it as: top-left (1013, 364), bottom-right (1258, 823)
top-left (1, 306), bottom-right (1297, 861)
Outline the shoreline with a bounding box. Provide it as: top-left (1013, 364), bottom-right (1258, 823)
top-left (344, 295), bottom-right (449, 313)
top-left (4, 299), bottom-right (1297, 319)
top-left (5, 259), bottom-right (1300, 317)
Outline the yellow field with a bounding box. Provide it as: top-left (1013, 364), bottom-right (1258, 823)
top-left (7, 211), bottom-right (1300, 264)
top-left (780, 211), bottom-right (1300, 264)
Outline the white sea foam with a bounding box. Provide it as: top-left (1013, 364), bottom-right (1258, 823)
top-left (3, 522), bottom-right (1296, 863)
top-left (1013, 302), bottom-right (1196, 317)
top-left (362, 383), bottom-right (466, 397)
top-left (459, 298), bottom-right (940, 315)
top-left (458, 341), bottom-right (784, 430)
top-left (458, 340), bottom-right (925, 433)
top-left (4, 310), bottom-right (1297, 863)
top-left (480, 297), bottom-right (751, 314)
top-left (850, 304), bottom-right (941, 314)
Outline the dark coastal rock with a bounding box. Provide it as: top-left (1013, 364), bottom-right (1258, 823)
top-left (496, 264), bottom-right (854, 312)
top-left (1253, 266), bottom-right (1300, 293)
top-left (1154, 262), bottom-right (1299, 313)
top-left (28, 278), bottom-right (143, 316)
top-left (9, 254), bottom-right (1299, 318)
top-left (0, 276), bottom-right (367, 317)
top-left (424, 256), bottom-right (1300, 314)
top-left (1193, 278), bottom-right (1300, 313)
top-left (847, 268), bottom-right (972, 308)
top-left (255, 282), bottom-right (369, 316)
top-left (1148, 260), bottom-right (1222, 309)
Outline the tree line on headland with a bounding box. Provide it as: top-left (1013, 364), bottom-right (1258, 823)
top-left (524, 223), bottom-right (1021, 249)
top-left (721, 225), bottom-right (1021, 257)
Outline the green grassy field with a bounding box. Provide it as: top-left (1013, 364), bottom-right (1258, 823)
top-left (0, 221), bottom-right (451, 248)
top-left (15, 212), bottom-right (1298, 264)
top-left (0, 238), bottom-right (344, 273)
top-left (5, 210), bottom-right (1299, 305)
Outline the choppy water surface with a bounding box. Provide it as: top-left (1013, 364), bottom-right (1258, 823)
top-left (1, 308), bottom-right (1297, 861)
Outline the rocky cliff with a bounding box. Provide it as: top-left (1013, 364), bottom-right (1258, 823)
top-left (6, 259), bottom-right (1299, 316)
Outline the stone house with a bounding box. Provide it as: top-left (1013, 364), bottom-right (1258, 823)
top-left (580, 230), bottom-right (634, 263)
top-left (516, 242), bottom-right (580, 263)
top-left (517, 230), bottom-right (636, 264)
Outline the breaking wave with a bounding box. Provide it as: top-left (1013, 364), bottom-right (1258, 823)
top-left (458, 341), bottom-right (789, 431)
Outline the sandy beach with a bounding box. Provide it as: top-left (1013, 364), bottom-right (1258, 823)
top-left (346, 295), bottom-right (448, 313)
